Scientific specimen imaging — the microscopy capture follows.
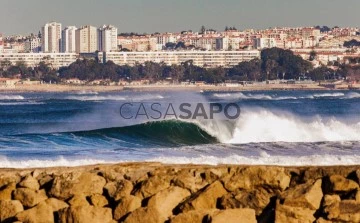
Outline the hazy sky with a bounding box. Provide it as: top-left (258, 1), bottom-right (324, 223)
top-left (1, 0), bottom-right (359, 35)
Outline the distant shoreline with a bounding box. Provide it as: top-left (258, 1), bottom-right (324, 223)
top-left (0, 83), bottom-right (357, 93)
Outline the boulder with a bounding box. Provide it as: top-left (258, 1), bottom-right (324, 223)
top-left (13, 188), bottom-right (48, 208)
top-left (123, 207), bottom-right (158, 223)
top-left (89, 194), bottom-right (108, 207)
top-left (275, 203), bottom-right (316, 223)
top-left (19, 175), bottom-right (40, 191)
top-left (329, 175), bottom-right (359, 193)
top-left (209, 208), bottom-right (257, 223)
top-left (223, 167), bottom-right (290, 192)
top-left (114, 195), bottom-right (142, 220)
top-left (124, 186), bottom-right (190, 223)
top-left (133, 175), bottom-right (171, 199)
top-left (99, 169), bottom-right (125, 182)
top-left (178, 181), bottom-right (227, 213)
top-left (58, 206), bottom-right (113, 223)
top-left (104, 180), bottom-right (133, 201)
top-left (0, 174), bottom-right (21, 188)
top-left (43, 198), bottom-right (69, 212)
top-left (220, 187), bottom-right (274, 215)
top-left (147, 186), bottom-right (190, 221)
top-left (0, 182), bottom-right (16, 200)
top-left (336, 200), bottom-right (360, 222)
top-left (68, 194), bottom-right (89, 207)
top-left (325, 199), bottom-right (360, 222)
top-left (323, 195), bottom-right (341, 219)
top-left (37, 174), bottom-right (53, 188)
top-left (0, 200), bottom-right (24, 222)
top-left (281, 179), bottom-right (323, 210)
top-left (49, 172), bottom-right (106, 200)
top-left (15, 202), bottom-right (54, 223)
top-left (172, 169), bottom-right (208, 193)
top-left (170, 209), bottom-right (218, 223)
top-left (316, 218), bottom-right (333, 223)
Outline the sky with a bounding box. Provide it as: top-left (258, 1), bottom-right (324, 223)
top-left (1, 0), bottom-right (359, 35)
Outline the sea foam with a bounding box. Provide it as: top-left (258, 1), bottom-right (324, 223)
top-left (0, 95), bottom-right (25, 100)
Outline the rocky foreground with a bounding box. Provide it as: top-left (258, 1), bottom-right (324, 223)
top-left (1, 163), bottom-right (360, 223)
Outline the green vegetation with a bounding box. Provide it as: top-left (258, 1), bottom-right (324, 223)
top-left (0, 60), bottom-right (59, 83)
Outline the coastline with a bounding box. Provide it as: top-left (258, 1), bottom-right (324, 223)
top-left (2, 162), bottom-right (360, 222)
top-left (0, 83), bottom-right (358, 93)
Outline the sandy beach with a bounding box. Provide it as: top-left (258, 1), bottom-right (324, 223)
top-left (0, 82), bottom-right (358, 93)
top-left (1, 163), bottom-right (360, 222)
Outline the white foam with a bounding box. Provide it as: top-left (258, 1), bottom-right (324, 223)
top-left (149, 153), bottom-right (360, 166)
top-left (74, 90), bottom-right (99, 95)
top-left (213, 92), bottom-right (360, 101)
top-left (344, 92), bottom-right (360, 99)
top-left (313, 92), bottom-right (345, 98)
top-left (0, 95), bottom-right (25, 100)
top-left (65, 95), bottom-right (127, 101)
top-left (131, 94), bottom-right (165, 101)
top-left (65, 94), bottom-right (164, 101)
top-left (0, 156), bottom-right (113, 168)
top-left (227, 110), bottom-right (360, 144)
top-left (213, 92), bottom-right (272, 100)
top-left (0, 101), bottom-right (44, 106)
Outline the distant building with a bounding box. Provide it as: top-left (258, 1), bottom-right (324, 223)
top-left (0, 53), bottom-right (78, 69)
top-left (253, 38), bottom-right (277, 49)
top-left (98, 25), bottom-right (118, 52)
top-left (216, 37), bottom-right (230, 50)
top-left (24, 37), bottom-right (41, 53)
top-left (61, 26), bottom-right (77, 53)
top-left (101, 50), bottom-right (260, 68)
top-left (75, 25), bottom-right (98, 53)
top-left (41, 22), bottom-right (62, 53)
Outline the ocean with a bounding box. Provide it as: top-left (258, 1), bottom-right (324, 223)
top-left (0, 90), bottom-right (360, 168)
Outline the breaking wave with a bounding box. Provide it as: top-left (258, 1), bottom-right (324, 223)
top-left (0, 95), bottom-right (25, 100)
top-left (64, 94), bottom-right (165, 101)
top-left (213, 91), bottom-right (360, 100)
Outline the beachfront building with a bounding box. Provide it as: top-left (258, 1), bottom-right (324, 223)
top-left (24, 37), bottom-right (41, 53)
top-left (253, 38), bottom-right (277, 49)
top-left (41, 22), bottom-right (62, 53)
top-left (75, 25), bottom-right (98, 53)
top-left (98, 25), bottom-right (118, 52)
top-left (0, 53), bottom-right (78, 69)
top-left (61, 26), bottom-right (77, 53)
top-left (101, 50), bottom-right (260, 68)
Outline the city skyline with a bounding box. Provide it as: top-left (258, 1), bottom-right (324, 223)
top-left (1, 0), bottom-right (360, 35)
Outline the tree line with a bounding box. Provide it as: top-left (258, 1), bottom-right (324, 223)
top-left (1, 48), bottom-right (359, 83)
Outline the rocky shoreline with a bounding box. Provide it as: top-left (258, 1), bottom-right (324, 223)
top-left (1, 163), bottom-right (360, 223)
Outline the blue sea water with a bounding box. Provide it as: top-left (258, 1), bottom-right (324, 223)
top-left (0, 90), bottom-right (360, 168)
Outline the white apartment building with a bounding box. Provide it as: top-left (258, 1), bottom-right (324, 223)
top-left (75, 25), bottom-right (98, 53)
top-left (24, 37), bottom-right (41, 53)
top-left (156, 33), bottom-right (178, 47)
top-left (41, 22), bottom-right (62, 53)
top-left (61, 26), bottom-right (77, 53)
top-left (101, 51), bottom-right (260, 68)
top-left (98, 25), bottom-right (118, 52)
top-left (216, 37), bottom-right (245, 50)
top-left (0, 53), bottom-right (78, 69)
top-left (253, 38), bottom-right (277, 49)
top-left (216, 37), bottom-right (230, 50)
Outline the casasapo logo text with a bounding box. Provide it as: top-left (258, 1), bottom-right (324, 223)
top-left (119, 103), bottom-right (241, 120)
